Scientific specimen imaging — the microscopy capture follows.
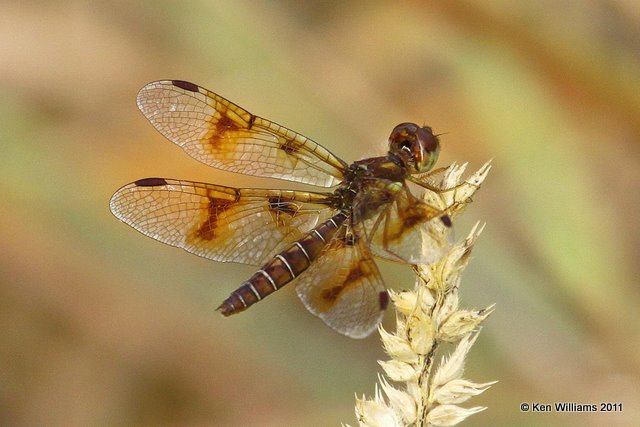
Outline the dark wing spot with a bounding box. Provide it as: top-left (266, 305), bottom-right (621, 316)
top-left (134, 178), bottom-right (168, 187)
top-left (440, 214), bottom-right (452, 227)
top-left (195, 196), bottom-right (236, 241)
top-left (268, 196), bottom-right (298, 216)
top-left (379, 291), bottom-right (389, 310)
top-left (344, 266), bottom-right (364, 285)
top-left (403, 212), bottom-right (425, 228)
top-left (280, 138), bottom-right (299, 155)
top-left (321, 285), bottom-right (344, 303)
top-left (321, 265), bottom-right (366, 303)
top-left (172, 80), bottom-right (199, 92)
top-left (402, 204), bottom-right (431, 228)
top-left (209, 114), bottom-right (241, 149)
top-left (216, 114), bottom-right (239, 132)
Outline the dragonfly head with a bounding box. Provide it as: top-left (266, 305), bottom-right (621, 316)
top-left (388, 123), bottom-right (440, 173)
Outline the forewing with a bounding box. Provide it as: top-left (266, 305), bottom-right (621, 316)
top-left (110, 178), bottom-right (334, 266)
top-left (136, 80), bottom-right (347, 187)
top-left (353, 184), bottom-right (451, 265)
top-left (295, 224), bottom-right (387, 339)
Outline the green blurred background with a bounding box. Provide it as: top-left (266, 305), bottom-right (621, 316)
top-left (2, 1), bottom-right (639, 425)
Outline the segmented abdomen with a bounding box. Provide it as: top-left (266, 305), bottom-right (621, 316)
top-left (217, 213), bottom-right (346, 315)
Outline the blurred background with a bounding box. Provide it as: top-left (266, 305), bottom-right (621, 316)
top-left (2, 1), bottom-right (639, 425)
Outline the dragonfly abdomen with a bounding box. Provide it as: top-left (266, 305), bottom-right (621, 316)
top-left (217, 212), bottom-right (347, 316)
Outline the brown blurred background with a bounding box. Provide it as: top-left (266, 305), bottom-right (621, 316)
top-left (2, 1), bottom-right (639, 425)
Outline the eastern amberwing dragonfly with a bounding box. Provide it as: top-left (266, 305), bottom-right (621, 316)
top-left (110, 80), bottom-right (463, 338)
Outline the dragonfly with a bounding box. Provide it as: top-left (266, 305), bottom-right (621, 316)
top-left (110, 80), bottom-right (461, 338)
